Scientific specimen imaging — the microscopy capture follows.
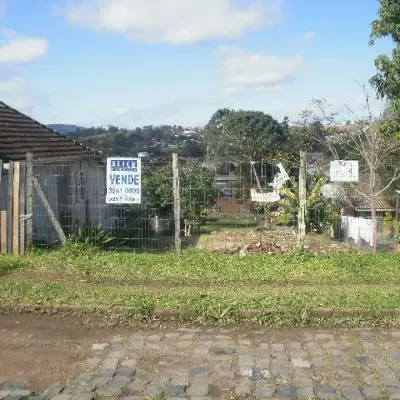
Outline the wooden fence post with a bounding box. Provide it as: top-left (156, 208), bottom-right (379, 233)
top-left (0, 160), bottom-right (4, 254)
top-left (26, 153), bottom-right (34, 251)
top-left (19, 162), bottom-right (26, 255)
top-left (0, 211), bottom-right (6, 254)
top-left (297, 151), bottom-right (307, 250)
top-left (7, 161), bottom-right (13, 254)
top-left (12, 161), bottom-right (20, 255)
top-left (172, 153), bottom-right (182, 255)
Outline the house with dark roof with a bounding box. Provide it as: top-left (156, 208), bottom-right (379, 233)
top-left (0, 101), bottom-right (115, 247)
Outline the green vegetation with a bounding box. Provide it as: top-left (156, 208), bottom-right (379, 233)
top-left (1, 249), bottom-right (400, 325)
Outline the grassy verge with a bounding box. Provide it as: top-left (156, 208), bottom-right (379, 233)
top-left (1, 247), bottom-right (400, 325)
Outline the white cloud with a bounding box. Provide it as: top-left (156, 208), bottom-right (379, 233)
top-left (0, 75), bottom-right (43, 113)
top-left (304, 31), bottom-right (316, 41)
top-left (65, 0), bottom-right (282, 44)
top-left (216, 46), bottom-right (302, 93)
top-left (0, 30), bottom-right (48, 63)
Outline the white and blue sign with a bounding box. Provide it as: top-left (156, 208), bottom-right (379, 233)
top-left (106, 157), bottom-right (141, 204)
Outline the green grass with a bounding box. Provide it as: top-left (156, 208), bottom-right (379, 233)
top-left (1, 247), bottom-right (400, 324)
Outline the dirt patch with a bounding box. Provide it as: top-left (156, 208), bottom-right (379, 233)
top-left (0, 313), bottom-right (127, 392)
top-left (218, 242), bottom-right (283, 255)
top-left (199, 226), bottom-right (356, 254)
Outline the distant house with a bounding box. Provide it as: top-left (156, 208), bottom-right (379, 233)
top-left (0, 101), bottom-right (114, 247)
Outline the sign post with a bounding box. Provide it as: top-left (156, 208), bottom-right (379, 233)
top-left (106, 157), bottom-right (141, 204)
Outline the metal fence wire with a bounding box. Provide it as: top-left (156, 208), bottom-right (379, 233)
top-left (28, 155), bottom-right (400, 253)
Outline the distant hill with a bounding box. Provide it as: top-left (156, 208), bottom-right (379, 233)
top-left (48, 124), bottom-right (86, 135)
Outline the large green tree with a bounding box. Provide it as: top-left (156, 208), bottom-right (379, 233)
top-left (370, 0), bottom-right (400, 104)
top-left (204, 109), bottom-right (287, 161)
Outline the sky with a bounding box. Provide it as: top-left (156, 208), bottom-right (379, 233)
top-left (0, 0), bottom-right (394, 128)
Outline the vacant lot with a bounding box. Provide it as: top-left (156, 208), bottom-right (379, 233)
top-left (1, 247), bottom-right (400, 326)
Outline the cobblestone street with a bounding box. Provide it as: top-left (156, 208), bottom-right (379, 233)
top-left (2, 323), bottom-right (400, 399)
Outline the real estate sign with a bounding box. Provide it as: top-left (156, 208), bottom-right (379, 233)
top-left (106, 157), bottom-right (141, 204)
top-left (329, 160), bottom-right (359, 182)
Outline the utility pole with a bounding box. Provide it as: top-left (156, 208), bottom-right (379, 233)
top-left (297, 151), bottom-right (307, 250)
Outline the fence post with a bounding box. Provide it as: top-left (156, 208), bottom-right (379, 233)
top-left (12, 161), bottom-right (20, 255)
top-left (7, 161), bottom-right (14, 254)
top-left (26, 153), bottom-right (33, 251)
top-left (297, 151), bottom-right (307, 250)
top-left (19, 162), bottom-right (26, 255)
top-left (172, 153), bottom-right (182, 255)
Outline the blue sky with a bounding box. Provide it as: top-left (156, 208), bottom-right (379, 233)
top-left (0, 0), bottom-right (393, 128)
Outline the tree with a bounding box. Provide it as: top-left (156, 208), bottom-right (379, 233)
top-left (204, 109), bottom-right (286, 162)
top-left (318, 95), bottom-right (400, 252)
top-left (370, 0), bottom-right (400, 105)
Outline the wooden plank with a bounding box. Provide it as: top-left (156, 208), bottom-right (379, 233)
top-left (1, 211), bottom-right (6, 254)
top-left (7, 161), bottom-right (13, 253)
top-left (0, 160), bottom-right (3, 208)
top-left (19, 163), bottom-right (26, 255)
top-left (33, 176), bottom-right (66, 244)
top-left (12, 162), bottom-right (20, 255)
top-left (172, 153), bottom-right (182, 255)
top-left (26, 153), bottom-right (33, 251)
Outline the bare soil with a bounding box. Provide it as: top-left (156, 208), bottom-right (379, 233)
top-left (198, 226), bottom-right (355, 254)
top-left (0, 313), bottom-right (127, 391)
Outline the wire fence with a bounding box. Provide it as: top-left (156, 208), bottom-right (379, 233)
top-left (13, 154), bottom-right (398, 254)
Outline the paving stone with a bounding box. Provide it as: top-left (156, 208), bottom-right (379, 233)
top-left (42, 384), bottom-right (65, 398)
top-left (145, 383), bottom-right (165, 397)
top-left (297, 387), bottom-right (315, 399)
top-left (291, 357), bottom-right (312, 369)
top-left (214, 347), bottom-right (235, 355)
top-left (165, 385), bottom-right (186, 396)
top-left (70, 394), bottom-right (94, 400)
top-left (238, 367), bottom-right (253, 377)
top-left (362, 386), bottom-right (382, 399)
top-left (147, 334), bottom-right (162, 342)
top-left (101, 358), bottom-right (119, 370)
top-left (355, 356), bottom-right (372, 366)
top-left (192, 347), bottom-right (210, 357)
top-left (189, 367), bottom-right (208, 377)
top-left (85, 358), bottom-right (101, 369)
top-left (95, 386), bottom-right (122, 397)
top-left (120, 359), bottom-right (137, 368)
top-left (238, 354), bottom-right (255, 365)
top-left (271, 343), bottom-right (286, 352)
top-left (235, 378), bottom-right (252, 396)
top-left (130, 341), bottom-right (144, 350)
top-left (315, 384), bottom-right (340, 400)
top-left (0, 392), bottom-right (10, 400)
top-left (342, 386), bottom-right (365, 400)
top-left (389, 392), bottom-right (400, 400)
top-left (120, 397), bottom-right (141, 400)
top-left (50, 396), bottom-right (73, 400)
top-left (190, 397), bottom-right (212, 400)
top-left (186, 383), bottom-right (209, 397)
top-left (91, 343), bottom-right (109, 351)
top-left (251, 369), bottom-right (271, 382)
top-left (277, 384), bottom-right (297, 398)
top-left (316, 333), bottom-right (335, 340)
top-left (4, 396), bottom-right (23, 400)
top-left (91, 377), bottom-right (112, 389)
top-left (254, 383), bottom-right (275, 398)
top-left (381, 376), bottom-right (400, 388)
top-left (126, 380), bottom-right (146, 395)
top-left (1, 383), bottom-right (27, 391)
top-left (256, 357), bottom-right (271, 369)
top-left (116, 367), bottom-right (136, 378)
